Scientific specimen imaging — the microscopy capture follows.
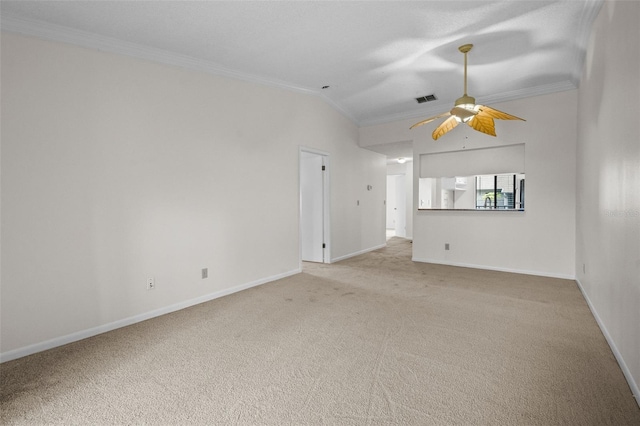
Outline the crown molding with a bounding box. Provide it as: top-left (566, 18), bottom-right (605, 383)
top-left (1, 13), bottom-right (362, 126)
top-left (570, 0), bottom-right (605, 86)
top-left (0, 14), bottom-right (322, 97)
top-left (317, 93), bottom-right (359, 126)
top-left (1, 9), bottom-right (596, 130)
top-left (358, 79), bottom-right (578, 128)
top-left (476, 79), bottom-right (578, 107)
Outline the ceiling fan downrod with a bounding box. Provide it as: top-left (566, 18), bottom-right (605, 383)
top-left (456, 44), bottom-right (475, 107)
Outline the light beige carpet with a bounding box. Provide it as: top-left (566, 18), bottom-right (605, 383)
top-left (2, 237), bottom-right (639, 425)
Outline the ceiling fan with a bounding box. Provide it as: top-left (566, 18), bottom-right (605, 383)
top-left (410, 44), bottom-right (525, 140)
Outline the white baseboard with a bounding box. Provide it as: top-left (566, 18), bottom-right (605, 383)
top-left (411, 257), bottom-right (575, 280)
top-left (575, 278), bottom-right (640, 407)
top-left (0, 268), bottom-right (301, 363)
top-left (412, 257), bottom-right (638, 407)
top-left (331, 243), bottom-right (386, 263)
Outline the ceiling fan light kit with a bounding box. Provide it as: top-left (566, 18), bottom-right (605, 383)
top-left (411, 44), bottom-right (525, 140)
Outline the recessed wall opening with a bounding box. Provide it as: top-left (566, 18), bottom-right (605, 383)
top-left (418, 144), bottom-right (525, 211)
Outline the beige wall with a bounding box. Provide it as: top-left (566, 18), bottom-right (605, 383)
top-left (413, 91), bottom-right (577, 278)
top-left (0, 33), bottom-right (386, 358)
top-left (361, 89), bottom-right (578, 279)
top-left (576, 0), bottom-right (640, 401)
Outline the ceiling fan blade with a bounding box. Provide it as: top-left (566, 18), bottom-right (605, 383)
top-left (411, 44), bottom-right (524, 140)
top-left (477, 105), bottom-right (525, 121)
top-left (468, 114), bottom-right (496, 137)
top-left (410, 111), bottom-right (451, 129)
top-left (432, 116), bottom-right (459, 140)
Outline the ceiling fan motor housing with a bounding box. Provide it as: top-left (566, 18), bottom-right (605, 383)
top-left (453, 95), bottom-right (478, 122)
top-left (454, 95), bottom-right (476, 107)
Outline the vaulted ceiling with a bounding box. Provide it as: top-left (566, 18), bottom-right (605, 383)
top-left (1, 1), bottom-right (602, 128)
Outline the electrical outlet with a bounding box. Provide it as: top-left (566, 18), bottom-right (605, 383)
top-left (202, 268), bottom-right (208, 279)
top-left (146, 277), bottom-right (155, 290)
top-left (445, 243), bottom-right (450, 250)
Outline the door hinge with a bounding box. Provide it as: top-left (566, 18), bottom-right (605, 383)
top-left (322, 165), bottom-right (326, 171)
top-left (322, 243), bottom-right (326, 248)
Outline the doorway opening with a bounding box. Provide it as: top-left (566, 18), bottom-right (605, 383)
top-left (300, 148), bottom-right (330, 263)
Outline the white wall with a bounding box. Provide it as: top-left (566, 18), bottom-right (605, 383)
top-left (576, 0), bottom-right (639, 402)
top-left (0, 33), bottom-right (386, 358)
top-left (404, 163), bottom-right (414, 240)
top-left (362, 90), bottom-right (577, 278)
top-left (330, 146), bottom-right (386, 262)
top-left (417, 91), bottom-right (578, 278)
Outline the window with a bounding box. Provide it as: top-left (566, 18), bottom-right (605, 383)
top-left (475, 174), bottom-right (525, 210)
top-left (418, 144), bottom-right (526, 211)
top-left (418, 173), bottom-right (525, 210)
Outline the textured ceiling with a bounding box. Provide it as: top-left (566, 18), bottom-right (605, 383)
top-left (1, 1), bottom-right (602, 128)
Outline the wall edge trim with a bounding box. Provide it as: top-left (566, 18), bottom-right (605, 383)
top-left (0, 268), bottom-right (302, 363)
top-left (575, 278), bottom-right (640, 407)
top-left (331, 243), bottom-right (386, 263)
top-left (411, 257), bottom-right (575, 280)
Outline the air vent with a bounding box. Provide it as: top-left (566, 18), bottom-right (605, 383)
top-left (415, 94), bottom-right (437, 103)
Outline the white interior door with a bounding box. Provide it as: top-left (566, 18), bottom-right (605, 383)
top-left (386, 174), bottom-right (406, 237)
top-left (394, 174), bottom-right (406, 237)
top-left (301, 151), bottom-right (326, 262)
top-left (386, 175), bottom-right (397, 230)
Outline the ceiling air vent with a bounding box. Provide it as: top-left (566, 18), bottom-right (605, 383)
top-left (415, 94), bottom-right (437, 103)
